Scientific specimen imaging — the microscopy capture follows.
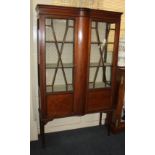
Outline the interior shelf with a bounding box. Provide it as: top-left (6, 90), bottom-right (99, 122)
top-left (46, 82), bottom-right (111, 93)
top-left (46, 62), bottom-right (111, 69)
top-left (46, 41), bottom-right (74, 43)
top-left (91, 27), bottom-right (115, 31)
top-left (91, 42), bottom-right (114, 44)
top-left (46, 63), bottom-right (74, 69)
top-left (89, 82), bottom-right (111, 89)
top-left (89, 62), bottom-right (112, 67)
top-left (46, 84), bottom-right (73, 93)
top-left (46, 25), bottom-right (74, 28)
top-left (45, 41), bottom-right (114, 44)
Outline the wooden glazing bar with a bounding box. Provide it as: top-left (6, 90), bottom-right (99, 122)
top-left (92, 22), bottom-right (104, 88)
top-left (92, 45), bottom-right (107, 88)
top-left (102, 23), bottom-right (110, 85)
top-left (107, 24), bottom-right (114, 86)
top-left (68, 26), bottom-right (74, 28)
top-left (72, 20), bottom-right (75, 92)
top-left (58, 20), bottom-right (70, 90)
top-left (109, 65), bottom-right (112, 86)
top-left (50, 19), bottom-right (69, 91)
top-left (100, 23), bottom-right (107, 84)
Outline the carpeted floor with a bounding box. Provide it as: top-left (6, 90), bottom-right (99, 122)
top-left (30, 125), bottom-right (125, 155)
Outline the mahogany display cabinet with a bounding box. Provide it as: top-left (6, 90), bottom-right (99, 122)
top-left (36, 4), bottom-right (122, 146)
top-left (111, 67), bottom-right (125, 133)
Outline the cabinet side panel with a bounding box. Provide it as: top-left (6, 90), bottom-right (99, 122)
top-left (111, 19), bottom-right (121, 107)
top-left (38, 16), bottom-right (47, 118)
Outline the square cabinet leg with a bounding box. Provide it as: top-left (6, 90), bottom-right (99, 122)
top-left (40, 120), bottom-right (45, 148)
top-left (99, 112), bottom-right (102, 126)
top-left (106, 111), bottom-right (113, 136)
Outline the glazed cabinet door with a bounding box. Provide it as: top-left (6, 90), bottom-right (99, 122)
top-left (45, 18), bottom-right (74, 93)
top-left (41, 17), bottom-right (76, 118)
top-left (45, 18), bottom-right (75, 117)
top-left (87, 19), bottom-right (120, 112)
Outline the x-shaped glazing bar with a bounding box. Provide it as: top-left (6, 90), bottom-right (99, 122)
top-left (92, 22), bottom-right (110, 88)
top-left (50, 19), bottom-right (69, 91)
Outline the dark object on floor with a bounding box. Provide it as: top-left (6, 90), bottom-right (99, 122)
top-left (30, 125), bottom-right (125, 155)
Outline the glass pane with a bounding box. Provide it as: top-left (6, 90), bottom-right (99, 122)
top-left (45, 18), bottom-right (74, 93)
top-left (89, 21), bottom-right (116, 89)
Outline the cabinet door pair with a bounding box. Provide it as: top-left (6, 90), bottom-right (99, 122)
top-left (37, 12), bottom-right (120, 117)
top-left (44, 18), bottom-right (116, 93)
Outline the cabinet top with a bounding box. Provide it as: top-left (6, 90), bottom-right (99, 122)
top-left (36, 4), bottom-right (122, 20)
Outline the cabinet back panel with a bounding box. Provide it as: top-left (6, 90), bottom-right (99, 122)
top-left (87, 89), bottom-right (112, 112)
top-left (47, 94), bottom-right (73, 117)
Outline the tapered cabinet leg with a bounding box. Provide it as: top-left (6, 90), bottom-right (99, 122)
top-left (40, 120), bottom-right (45, 148)
top-left (99, 112), bottom-right (102, 126)
top-left (107, 112), bottom-right (112, 136)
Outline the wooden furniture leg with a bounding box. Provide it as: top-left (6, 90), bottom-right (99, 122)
top-left (40, 119), bottom-right (45, 148)
top-left (107, 111), bottom-right (112, 136)
top-left (99, 112), bottom-right (102, 126)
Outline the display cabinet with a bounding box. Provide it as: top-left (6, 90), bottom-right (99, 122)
top-left (36, 4), bottom-right (122, 146)
top-left (111, 67), bottom-right (125, 133)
